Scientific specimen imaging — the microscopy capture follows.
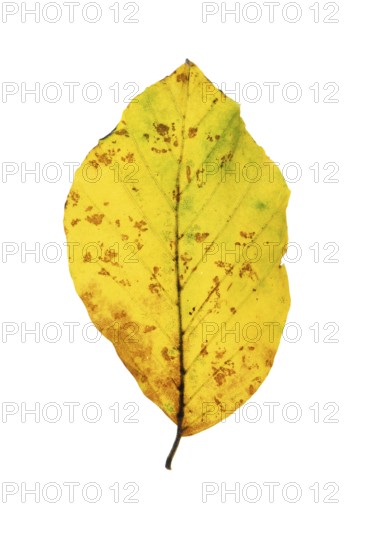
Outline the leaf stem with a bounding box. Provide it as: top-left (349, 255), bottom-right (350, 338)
top-left (165, 428), bottom-right (182, 470)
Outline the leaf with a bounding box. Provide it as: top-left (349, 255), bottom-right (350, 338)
top-left (63, 60), bottom-right (291, 468)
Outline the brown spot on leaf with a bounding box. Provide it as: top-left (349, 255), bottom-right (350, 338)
top-left (89, 160), bottom-right (99, 169)
top-left (69, 191), bottom-right (80, 206)
top-left (121, 152), bottom-right (134, 163)
top-left (240, 231), bottom-right (256, 239)
top-left (186, 166), bottom-right (191, 183)
top-left (155, 123), bottom-right (170, 136)
top-left (219, 152), bottom-right (234, 167)
top-left (200, 344), bottom-right (208, 357)
top-left (144, 325), bottom-right (156, 333)
top-left (239, 263), bottom-right (258, 280)
top-left (176, 73), bottom-right (188, 83)
top-left (215, 261), bottom-right (234, 276)
top-left (80, 291), bottom-right (97, 312)
top-left (151, 147), bottom-right (168, 154)
top-left (113, 310), bottom-right (127, 320)
top-left (101, 249), bottom-right (118, 263)
top-left (86, 214), bottom-right (104, 225)
top-left (149, 283), bottom-right (161, 295)
top-left (95, 152), bottom-right (113, 166)
top-left (161, 347), bottom-right (175, 361)
top-left (212, 366), bottom-right (236, 387)
top-left (71, 218), bottom-right (81, 226)
top-left (195, 232), bottom-right (209, 243)
top-left (196, 168), bottom-right (205, 186)
top-left (180, 253), bottom-right (192, 270)
top-left (115, 128), bottom-right (129, 136)
top-left (265, 349), bottom-right (275, 368)
top-left (118, 278), bottom-right (131, 286)
top-left (134, 220), bottom-right (148, 232)
top-left (188, 127), bottom-right (198, 138)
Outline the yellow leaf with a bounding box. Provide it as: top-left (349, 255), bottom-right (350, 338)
top-left (63, 60), bottom-right (291, 468)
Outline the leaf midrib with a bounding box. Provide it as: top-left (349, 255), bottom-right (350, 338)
top-left (165, 60), bottom-right (192, 469)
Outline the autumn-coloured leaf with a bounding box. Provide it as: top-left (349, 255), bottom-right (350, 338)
top-left (63, 60), bottom-right (290, 468)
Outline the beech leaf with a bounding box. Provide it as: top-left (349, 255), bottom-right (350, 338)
top-left (64, 60), bottom-right (291, 469)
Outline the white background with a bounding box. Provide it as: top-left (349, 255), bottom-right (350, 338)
top-left (0, 1), bottom-right (364, 548)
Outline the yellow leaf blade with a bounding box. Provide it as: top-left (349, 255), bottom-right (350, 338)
top-left (64, 60), bottom-right (290, 467)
